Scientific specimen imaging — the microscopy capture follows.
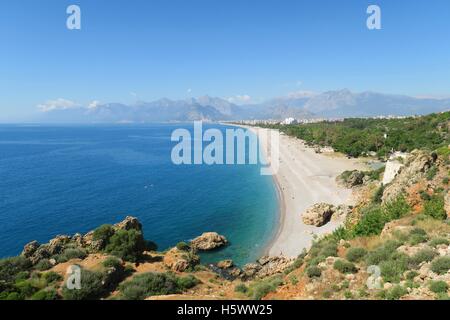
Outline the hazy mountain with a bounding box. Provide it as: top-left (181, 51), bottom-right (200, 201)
top-left (37, 90), bottom-right (450, 123)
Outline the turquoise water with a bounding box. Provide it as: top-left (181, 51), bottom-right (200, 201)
top-left (0, 123), bottom-right (278, 266)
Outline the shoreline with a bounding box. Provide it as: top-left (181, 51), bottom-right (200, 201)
top-left (237, 124), bottom-right (367, 258)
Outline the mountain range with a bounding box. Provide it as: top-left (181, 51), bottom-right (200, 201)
top-left (37, 89), bottom-right (450, 123)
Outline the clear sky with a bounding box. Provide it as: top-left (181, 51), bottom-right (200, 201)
top-left (1, 0), bottom-right (450, 121)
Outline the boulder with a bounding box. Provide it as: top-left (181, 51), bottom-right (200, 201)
top-left (191, 232), bottom-right (228, 251)
top-left (242, 263), bottom-right (261, 278)
top-left (114, 216), bottom-right (142, 231)
top-left (255, 256), bottom-right (294, 278)
top-left (217, 259), bottom-right (234, 269)
top-left (29, 245), bottom-right (51, 265)
top-left (163, 248), bottom-right (199, 272)
top-left (337, 170), bottom-right (365, 188)
top-left (21, 241), bottom-right (40, 258)
top-left (302, 203), bottom-right (335, 227)
top-left (48, 235), bottom-right (71, 255)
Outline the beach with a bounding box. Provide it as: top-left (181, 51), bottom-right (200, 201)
top-left (246, 126), bottom-right (367, 258)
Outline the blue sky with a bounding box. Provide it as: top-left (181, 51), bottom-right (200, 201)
top-left (1, 0), bottom-right (450, 120)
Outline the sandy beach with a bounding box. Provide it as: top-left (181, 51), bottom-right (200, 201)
top-left (245, 126), bottom-right (367, 258)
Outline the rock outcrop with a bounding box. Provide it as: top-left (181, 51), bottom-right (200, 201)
top-left (191, 232), bottom-right (228, 251)
top-left (382, 151), bottom-right (436, 203)
top-left (337, 170), bottom-right (365, 188)
top-left (217, 259), bottom-right (234, 269)
top-left (241, 256), bottom-right (294, 279)
top-left (163, 247), bottom-right (200, 272)
top-left (302, 203), bottom-right (335, 227)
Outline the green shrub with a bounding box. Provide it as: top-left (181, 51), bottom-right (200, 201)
top-left (384, 196), bottom-right (411, 220)
top-left (119, 272), bottom-right (199, 300)
top-left (61, 269), bottom-right (106, 300)
top-left (333, 259), bottom-right (357, 274)
top-left (105, 229), bottom-right (147, 262)
top-left (43, 271), bottom-right (63, 284)
top-left (93, 224), bottom-right (115, 245)
top-left (365, 240), bottom-right (402, 265)
top-left (30, 288), bottom-right (59, 300)
top-left (102, 256), bottom-right (123, 269)
top-left (306, 239), bottom-right (338, 269)
top-left (422, 195), bottom-right (447, 220)
top-left (405, 271), bottom-right (419, 281)
top-left (426, 166), bottom-right (438, 181)
top-left (34, 259), bottom-right (53, 271)
top-left (0, 256), bottom-right (32, 283)
top-left (408, 228), bottom-right (429, 245)
top-left (379, 253), bottom-right (409, 283)
top-left (15, 280), bottom-right (38, 298)
top-left (234, 283), bottom-right (248, 294)
top-left (429, 280), bottom-right (448, 294)
top-left (419, 191), bottom-right (431, 201)
top-left (176, 242), bottom-right (190, 251)
top-left (409, 249), bottom-right (437, 268)
top-left (429, 238), bottom-right (450, 247)
top-left (384, 285), bottom-right (408, 300)
top-left (56, 248), bottom-right (87, 263)
top-left (352, 205), bottom-right (386, 237)
top-left (346, 247), bottom-right (367, 262)
top-left (372, 185), bottom-right (385, 203)
top-left (248, 276), bottom-right (283, 300)
top-left (431, 257), bottom-right (450, 275)
top-left (306, 266), bottom-right (322, 278)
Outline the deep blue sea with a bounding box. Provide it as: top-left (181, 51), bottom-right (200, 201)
top-left (0, 123), bottom-right (278, 266)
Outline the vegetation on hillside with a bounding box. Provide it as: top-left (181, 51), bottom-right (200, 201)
top-left (261, 111), bottom-right (450, 157)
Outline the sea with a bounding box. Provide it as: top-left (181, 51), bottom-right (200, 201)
top-left (0, 123), bottom-right (279, 266)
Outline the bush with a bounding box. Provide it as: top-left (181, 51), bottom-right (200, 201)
top-left (56, 248), bottom-right (87, 263)
top-left (431, 257), bottom-right (450, 275)
top-left (426, 166), bottom-right (438, 181)
top-left (365, 240), bottom-right (402, 265)
top-left (105, 229), bottom-right (147, 262)
top-left (405, 271), bottom-right (419, 281)
top-left (102, 257), bottom-right (123, 269)
top-left (248, 276), bottom-right (283, 300)
top-left (61, 269), bottom-right (107, 300)
top-left (333, 259), bottom-right (357, 274)
top-left (429, 281), bottom-right (448, 294)
top-left (409, 249), bottom-right (437, 268)
top-left (176, 242), bottom-right (191, 251)
top-left (307, 239), bottom-right (338, 267)
top-left (384, 285), bottom-right (408, 300)
top-left (119, 272), bottom-right (199, 300)
top-left (93, 224), bottom-right (115, 245)
top-left (43, 271), bottom-right (63, 284)
top-left (422, 195), bottom-right (447, 220)
top-left (346, 247), bottom-right (367, 262)
top-left (352, 205), bottom-right (386, 237)
top-left (234, 283), bottom-right (248, 294)
top-left (34, 259), bottom-right (53, 271)
top-left (30, 288), bottom-right (59, 300)
top-left (429, 238), bottom-right (450, 247)
top-left (379, 253), bottom-right (409, 283)
top-left (408, 228), bottom-right (429, 245)
top-left (0, 256), bottom-right (32, 283)
top-left (306, 266), bottom-right (322, 278)
top-left (384, 196), bottom-right (411, 220)
top-left (372, 185), bottom-right (385, 204)
top-left (15, 280), bottom-right (38, 298)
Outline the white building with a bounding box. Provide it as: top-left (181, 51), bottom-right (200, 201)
top-left (282, 117), bottom-right (298, 125)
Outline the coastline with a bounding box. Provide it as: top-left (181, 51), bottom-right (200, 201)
top-left (238, 124), bottom-right (367, 258)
